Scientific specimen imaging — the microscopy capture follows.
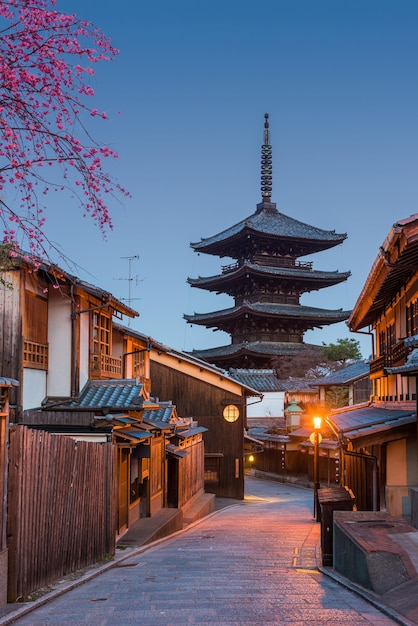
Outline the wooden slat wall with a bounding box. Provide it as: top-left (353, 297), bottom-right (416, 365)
top-left (0, 271), bottom-right (22, 410)
top-left (150, 361), bottom-right (245, 499)
top-left (178, 440), bottom-right (205, 509)
top-left (343, 451), bottom-right (376, 511)
top-left (22, 410), bottom-right (96, 427)
top-left (8, 425), bottom-right (116, 601)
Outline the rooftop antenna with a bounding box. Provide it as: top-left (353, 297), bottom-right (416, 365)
top-left (113, 255), bottom-right (141, 326)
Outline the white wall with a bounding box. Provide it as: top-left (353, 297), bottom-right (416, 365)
top-left (47, 291), bottom-right (72, 397)
top-left (79, 311), bottom-right (89, 392)
top-left (247, 391), bottom-right (285, 419)
top-left (22, 369), bottom-right (46, 409)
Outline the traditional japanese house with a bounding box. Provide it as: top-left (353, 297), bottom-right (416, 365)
top-left (327, 215), bottom-right (418, 516)
top-left (311, 360), bottom-right (371, 408)
top-left (185, 114), bottom-right (351, 370)
top-left (0, 250), bottom-right (139, 418)
top-left (0, 250), bottom-right (210, 597)
top-left (116, 326), bottom-right (262, 499)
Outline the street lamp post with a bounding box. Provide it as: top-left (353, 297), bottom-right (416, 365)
top-left (311, 417), bottom-right (322, 522)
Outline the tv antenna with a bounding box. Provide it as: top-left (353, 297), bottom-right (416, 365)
top-left (113, 255), bottom-right (141, 325)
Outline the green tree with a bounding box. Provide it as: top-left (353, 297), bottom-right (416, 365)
top-left (325, 385), bottom-right (349, 410)
top-left (322, 338), bottom-right (362, 365)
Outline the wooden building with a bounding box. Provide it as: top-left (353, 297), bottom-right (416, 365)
top-left (310, 360), bottom-right (371, 408)
top-left (184, 114), bottom-right (351, 370)
top-left (327, 215), bottom-right (418, 517)
top-left (116, 326), bottom-right (262, 499)
top-left (0, 250), bottom-right (210, 597)
top-left (0, 251), bottom-right (138, 417)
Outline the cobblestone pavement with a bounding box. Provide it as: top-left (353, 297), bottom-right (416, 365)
top-left (9, 478), bottom-right (398, 625)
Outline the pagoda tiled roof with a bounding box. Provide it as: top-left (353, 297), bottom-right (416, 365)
top-left (188, 341), bottom-right (312, 361)
top-left (188, 261), bottom-right (351, 291)
top-left (191, 203), bottom-right (347, 256)
top-left (185, 302), bottom-right (351, 326)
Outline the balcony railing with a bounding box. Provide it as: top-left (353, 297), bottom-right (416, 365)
top-left (90, 353), bottom-right (122, 379)
top-left (221, 257), bottom-right (313, 274)
top-left (392, 339), bottom-right (408, 366)
top-left (371, 340), bottom-right (411, 375)
top-left (23, 339), bottom-right (48, 370)
top-left (370, 354), bottom-right (392, 376)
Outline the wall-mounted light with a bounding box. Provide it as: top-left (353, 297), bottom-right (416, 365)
top-left (223, 404), bottom-right (239, 423)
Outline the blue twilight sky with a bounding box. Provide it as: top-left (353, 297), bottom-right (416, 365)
top-left (28, 0), bottom-right (418, 360)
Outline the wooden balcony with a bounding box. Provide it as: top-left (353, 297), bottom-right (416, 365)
top-left (392, 339), bottom-right (408, 367)
top-left (221, 257), bottom-right (313, 273)
top-left (369, 355), bottom-right (391, 377)
top-left (90, 353), bottom-right (122, 379)
top-left (23, 340), bottom-right (48, 370)
top-left (370, 340), bottom-right (411, 377)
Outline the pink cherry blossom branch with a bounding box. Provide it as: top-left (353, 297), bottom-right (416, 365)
top-left (0, 0), bottom-right (129, 259)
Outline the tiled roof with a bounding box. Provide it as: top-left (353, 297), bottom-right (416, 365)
top-left (176, 426), bottom-right (208, 438)
top-left (228, 369), bottom-right (316, 393)
top-left (327, 405), bottom-right (415, 442)
top-left (311, 360), bottom-right (370, 386)
top-left (349, 214), bottom-right (418, 330)
top-left (185, 302), bottom-right (351, 324)
top-left (278, 377), bottom-right (320, 392)
top-left (191, 207), bottom-right (346, 251)
top-left (228, 369), bottom-right (283, 391)
top-left (189, 341), bottom-right (310, 360)
top-left (0, 377), bottom-right (19, 386)
top-left (57, 379), bottom-right (145, 411)
top-left (142, 404), bottom-right (177, 423)
top-left (188, 262), bottom-right (350, 289)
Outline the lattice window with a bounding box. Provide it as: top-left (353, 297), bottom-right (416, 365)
top-left (406, 299), bottom-right (418, 337)
top-left (132, 348), bottom-right (145, 378)
top-left (378, 324), bottom-right (395, 357)
top-left (23, 339), bottom-right (48, 370)
top-left (92, 311), bottom-right (111, 356)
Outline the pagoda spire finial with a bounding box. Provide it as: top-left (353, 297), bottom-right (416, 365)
top-left (261, 113), bottom-right (272, 201)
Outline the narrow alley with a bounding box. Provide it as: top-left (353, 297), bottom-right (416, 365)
top-left (3, 477), bottom-right (399, 625)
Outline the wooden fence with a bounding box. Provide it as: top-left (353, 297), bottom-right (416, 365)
top-left (8, 425), bottom-right (116, 601)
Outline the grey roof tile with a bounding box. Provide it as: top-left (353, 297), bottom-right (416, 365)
top-left (185, 302), bottom-right (351, 323)
top-left (0, 377), bottom-right (19, 386)
top-left (191, 207), bottom-right (346, 249)
top-left (328, 405), bottom-right (415, 439)
top-left (312, 360), bottom-right (370, 386)
top-left (228, 369), bottom-right (283, 391)
top-left (58, 379), bottom-right (145, 411)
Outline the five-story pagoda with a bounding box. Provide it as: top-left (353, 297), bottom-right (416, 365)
top-left (184, 114), bottom-right (351, 370)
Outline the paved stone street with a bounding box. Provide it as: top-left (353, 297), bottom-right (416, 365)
top-left (10, 478), bottom-right (396, 625)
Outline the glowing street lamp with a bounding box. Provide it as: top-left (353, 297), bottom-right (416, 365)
top-left (310, 417), bottom-right (322, 521)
